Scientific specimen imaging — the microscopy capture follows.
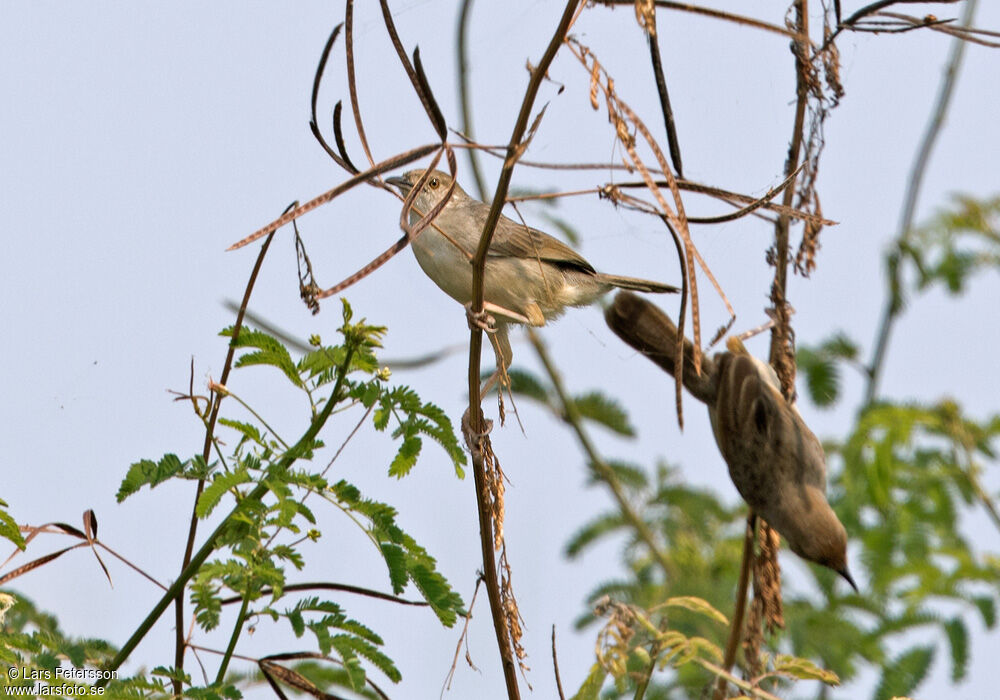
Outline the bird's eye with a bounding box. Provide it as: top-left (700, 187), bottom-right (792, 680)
top-left (429, 177), bottom-right (440, 189)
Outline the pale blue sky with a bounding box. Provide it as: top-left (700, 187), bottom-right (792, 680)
top-left (2, 2), bottom-right (998, 698)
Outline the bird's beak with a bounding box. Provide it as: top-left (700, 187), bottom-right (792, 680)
top-left (386, 175), bottom-right (411, 194)
top-left (839, 566), bottom-right (859, 593)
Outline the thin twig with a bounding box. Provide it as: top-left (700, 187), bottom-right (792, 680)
top-left (527, 329), bottom-right (674, 576)
top-left (699, 658), bottom-right (784, 700)
top-left (551, 625), bottom-right (566, 700)
top-left (504, 173), bottom-right (833, 227)
top-left (843, 0), bottom-right (960, 28)
top-left (595, 0), bottom-right (804, 40)
top-left (308, 24), bottom-right (357, 173)
top-left (456, 0), bottom-right (489, 199)
top-left (645, 10), bottom-right (684, 177)
top-left (95, 542), bottom-right (167, 591)
top-left (865, 0), bottom-right (978, 403)
top-left (172, 226), bottom-right (279, 693)
top-left (378, 0), bottom-right (449, 140)
top-left (769, 0), bottom-right (810, 393)
top-left (227, 144), bottom-right (439, 251)
top-left (465, 5), bottom-right (583, 698)
top-left (218, 581), bottom-right (428, 607)
top-left (443, 576), bottom-right (484, 696)
top-left (714, 515), bottom-right (756, 700)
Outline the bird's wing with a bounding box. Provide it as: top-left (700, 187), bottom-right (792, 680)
top-left (487, 214), bottom-right (596, 273)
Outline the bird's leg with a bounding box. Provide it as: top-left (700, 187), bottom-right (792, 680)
top-left (464, 301), bottom-right (501, 396)
top-left (460, 305), bottom-right (499, 437)
top-left (492, 325), bottom-right (526, 432)
top-left (734, 303), bottom-right (796, 343)
top-left (465, 300), bottom-right (533, 328)
top-left (464, 308), bottom-right (520, 428)
top-left (480, 323), bottom-right (513, 394)
top-left (490, 324), bottom-right (513, 386)
top-left (465, 303), bottom-right (515, 393)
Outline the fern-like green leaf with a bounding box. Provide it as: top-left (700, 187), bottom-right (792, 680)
top-left (571, 662), bottom-right (608, 700)
top-left (190, 581), bottom-right (222, 631)
top-left (797, 347), bottom-right (839, 407)
top-left (565, 512), bottom-right (626, 557)
top-left (408, 562), bottom-right (463, 627)
top-left (874, 646), bottom-right (934, 700)
top-left (504, 368), bottom-right (551, 403)
top-left (943, 617), bottom-right (969, 682)
top-left (821, 332), bottom-right (860, 361)
top-left (388, 435), bottom-right (422, 478)
top-left (972, 595), bottom-right (997, 628)
top-left (196, 468), bottom-right (252, 519)
top-left (0, 505), bottom-right (24, 549)
top-left (380, 543), bottom-right (408, 594)
top-left (218, 418), bottom-right (265, 448)
top-left (573, 391), bottom-right (635, 436)
top-left (772, 654), bottom-right (839, 684)
top-left (117, 453), bottom-right (187, 502)
top-left (656, 596), bottom-right (728, 626)
top-left (223, 326), bottom-right (302, 388)
top-left (327, 634), bottom-right (365, 689)
top-left (332, 634), bottom-right (401, 683)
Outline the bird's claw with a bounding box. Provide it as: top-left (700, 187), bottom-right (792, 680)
top-left (461, 406), bottom-right (494, 454)
top-left (465, 302), bottom-right (497, 334)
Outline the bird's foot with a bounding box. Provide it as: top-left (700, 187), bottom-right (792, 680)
top-left (465, 302), bottom-right (498, 334)
top-left (461, 405), bottom-right (494, 454)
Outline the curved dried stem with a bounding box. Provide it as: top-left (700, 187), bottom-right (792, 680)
top-left (345, 0), bottom-right (376, 169)
top-left (642, 9), bottom-right (684, 176)
top-left (595, 0), bottom-right (805, 40)
top-left (227, 144), bottom-right (438, 251)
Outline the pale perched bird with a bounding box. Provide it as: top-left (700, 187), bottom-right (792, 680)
top-left (605, 291), bottom-right (856, 590)
top-left (386, 169), bottom-right (678, 387)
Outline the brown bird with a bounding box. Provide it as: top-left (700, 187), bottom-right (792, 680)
top-left (386, 169), bottom-right (678, 388)
top-left (605, 291), bottom-right (856, 590)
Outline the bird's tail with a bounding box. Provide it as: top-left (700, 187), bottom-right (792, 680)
top-left (604, 291), bottom-right (717, 403)
top-left (598, 273), bottom-right (679, 294)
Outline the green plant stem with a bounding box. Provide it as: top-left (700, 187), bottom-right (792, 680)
top-left (215, 593), bottom-right (250, 684)
top-left (633, 655), bottom-right (657, 700)
top-left (98, 346), bottom-right (355, 688)
top-left (527, 329), bottom-right (674, 577)
top-left (225, 390), bottom-right (291, 450)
